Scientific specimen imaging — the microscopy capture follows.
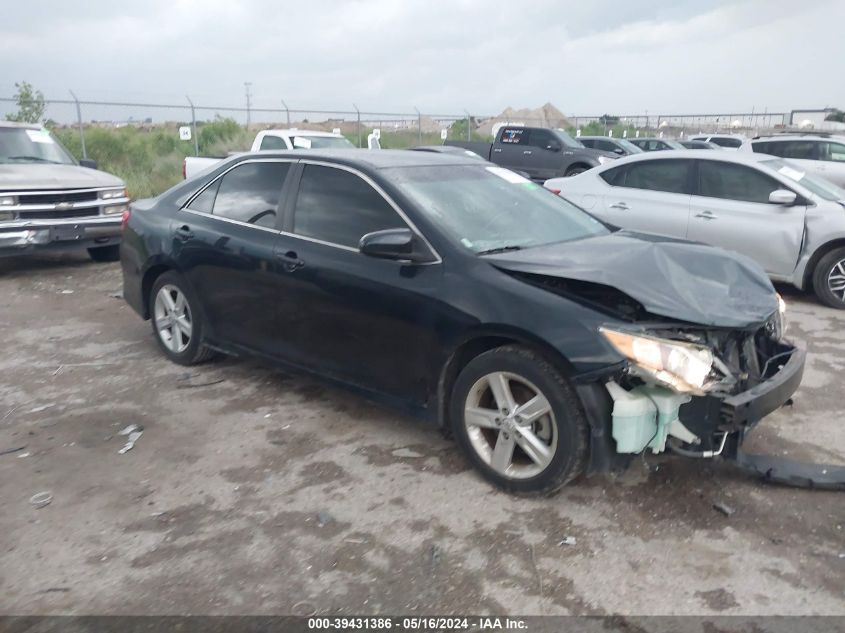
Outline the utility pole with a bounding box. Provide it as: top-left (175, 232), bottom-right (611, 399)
top-left (244, 82), bottom-right (252, 129)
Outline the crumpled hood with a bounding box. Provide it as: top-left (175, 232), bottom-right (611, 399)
top-left (488, 230), bottom-right (778, 328)
top-left (0, 164), bottom-right (123, 190)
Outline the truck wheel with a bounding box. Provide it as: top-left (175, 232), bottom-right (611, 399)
top-left (149, 272), bottom-right (217, 364)
top-left (449, 345), bottom-right (589, 495)
top-left (813, 247), bottom-right (845, 309)
top-left (87, 245), bottom-right (121, 262)
top-left (564, 165), bottom-right (588, 177)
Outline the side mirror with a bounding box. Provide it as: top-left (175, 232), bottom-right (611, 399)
top-left (79, 158), bottom-right (98, 169)
top-left (359, 228), bottom-right (432, 263)
top-left (769, 189), bottom-right (797, 205)
top-left (613, 147), bottom-right (625, 155)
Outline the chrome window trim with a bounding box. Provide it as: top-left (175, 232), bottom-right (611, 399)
top-left (294, 159), bottom-right (443, 264)
top-left (180, 157), bottom-right (297, 233)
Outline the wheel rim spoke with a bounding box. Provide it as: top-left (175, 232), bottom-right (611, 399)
top-left (173, 292), bottom-right (186, 314)
top-left (514, 427), bottom-right (553, 469)
top-left (490, 431), bottom-right (516, 473)
top-left (161, 290), bottom-right (177, 312)
top-left (514, 394), bottom-right (551, 425)
top-left (487, 372), bottom-right (516, 413)
top-left (464, 406), bottom-right (500, 429)
top-left (155, 285), bottom-right (191, 353)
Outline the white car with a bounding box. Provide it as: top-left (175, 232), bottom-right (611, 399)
top-left (544, 150), bottom-right (845, 308)
top-left (739, 133), bottom-right (845, 188)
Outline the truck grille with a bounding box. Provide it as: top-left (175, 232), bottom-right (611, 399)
top-left (18, 209), bottom-right (101, 220)
top-left (18, 190), bottom-right (99, 205)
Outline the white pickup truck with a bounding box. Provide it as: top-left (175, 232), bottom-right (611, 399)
top-left (182, 129), bottom-right (356, 179)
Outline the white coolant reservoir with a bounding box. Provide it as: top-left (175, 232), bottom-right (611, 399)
top-left (606, 382), bottom-right (657, 453)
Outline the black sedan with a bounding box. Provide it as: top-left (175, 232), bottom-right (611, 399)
top-left (121, 150), bottom-right (805, 494)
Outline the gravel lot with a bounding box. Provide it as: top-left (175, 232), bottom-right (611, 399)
top-left (1, 253), bottom-right (843, 616)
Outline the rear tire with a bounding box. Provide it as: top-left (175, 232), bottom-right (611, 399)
top-left (87, 244), bottom-right (120, 262)
top-left (149, 271), bottom-right (216, 365)
top-left (564, 165), bottom-right (588, 177)
top-left (812, 247), bottom-right (845, 309)
top-left (449, 345), bottom-right (589, 495)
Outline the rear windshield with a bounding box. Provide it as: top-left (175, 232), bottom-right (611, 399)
top-left (294, 135), bottom-right (355, 149)
top-left (0, 127), bottom-right (76, 165)
top-left (383, 164), bottom-right (608, 253)
top-left (762, 158), bottom-right (845, 201)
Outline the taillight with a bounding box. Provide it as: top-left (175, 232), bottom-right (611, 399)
top-left (121, 208), bottom-right (131, 232)
top-left (182, 159), bottom-right (187, 179)
top-left (548, 188), bottom-right (561, 195)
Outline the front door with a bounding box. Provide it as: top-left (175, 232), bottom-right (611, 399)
top-left (271, 163), bottom-right (443, 404)
top-left (687, 159), bottom-right (805, 276)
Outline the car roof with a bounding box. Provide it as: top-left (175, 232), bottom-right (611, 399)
top-left (233, 148), bottom-right (483, 169)
top-left (579, 136), bottom-right (620, 141)
top-left (0, 121), bottom-right (42, 130)
top-left (751, 133), bottom-right (845, 141)
top-left (261, 128), bottom-right (344, 137)
top-left (691, 133), bottom-right (745, 139)
top-left (594, 148), bottom-right (779, 166)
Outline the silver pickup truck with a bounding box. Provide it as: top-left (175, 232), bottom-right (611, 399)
top-left (0, 121), bottom-right (128, 261)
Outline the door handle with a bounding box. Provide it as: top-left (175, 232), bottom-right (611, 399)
top-left (277, 250), bottom-right (305, 273)
top-left (523, 150), bottom-right (532, 155)
top-left (175, 225), bottom-right (194, 240)
top-left (609, 202), bottom-right (629, 210)
top-left (695, 211), bottom-right (718, 220)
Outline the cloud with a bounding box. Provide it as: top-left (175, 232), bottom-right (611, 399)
top-left (1, 0), bottom-right (842, 122)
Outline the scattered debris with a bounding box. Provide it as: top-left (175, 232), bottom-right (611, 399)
top-left (264, 413), bottom-right (272, 419)
top-left (118, 424), bottom-right (144, 454)
top-left (30, 491), bottom-right (53, 509)
top-left (558, 536), bottom-right (577, 546)
top-left (29, 404), bottom-right (56, 414)
top-left (292, 601), bottom-right (317, 617)
top-left (2, 406), bottom-right (21, 422)
top-left (175, 378), bottom-right (225, 389)
top-left (713, 502), bottom-right (736, 517)
top-left (431, 544), bottom-right (442, 565)
top-left (316, 511), bottom-right (334, 527)
top-left (60, 289), bottom-right (74, 295)
top-left (41, 587), bottom-right (71, 593)
top-left (392, 447), bottom-right (424, 459)
top-left (344, 538), bottom-right (366, 544)
top-left (109, 290), bottom-right (123, 299)
top-left (0, 446), bottom-right (27, 457)
top-left (17, 452), bottom-right (31, 458)
top-left (52, 365), bottom-right (63, 376)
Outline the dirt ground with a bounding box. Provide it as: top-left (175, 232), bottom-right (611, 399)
top-left (1, 253), bottom-right (843, 616)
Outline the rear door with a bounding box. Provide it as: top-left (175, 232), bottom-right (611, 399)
top-left (492, 127), bottom-right (533, 175)
top-left (687, 159), bottom-right (805, 276)
top-left (269, 162), bottom-right (444, 403)
top-left (818, 140), bottom-right (845, 187)
top-left (598, 158), bottom-right (693, 238)
top-left (174, 159), bottom-right (294, 351)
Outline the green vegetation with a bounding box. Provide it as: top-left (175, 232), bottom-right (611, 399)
top-left (53, 117), bottom-right (252, 199)
top-left (825, 109), bottom-right (845, 123)
top-left (5, 81), bottom-right (46, 124)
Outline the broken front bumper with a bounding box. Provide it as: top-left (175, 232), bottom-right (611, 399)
top-left (0, 216), bottom-right (122, 256)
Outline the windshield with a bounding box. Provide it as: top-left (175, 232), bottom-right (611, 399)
top-left (763, 158), bottom-right (845, 201)
top-left (0, 127), bottom-right (77, 165)
top-left (384, 165), bottom-right (609, 254)
top-left (301, 136), bottom-right (355, 149)
top-left (554, 129), bottom-right (584, 149)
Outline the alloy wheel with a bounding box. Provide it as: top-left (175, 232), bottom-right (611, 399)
top-left (828, 258), bottom-right (845, 301)
top-left (463, 371), bottom-right (558, 479)
top-left (154, 284), bottom-right (193, 354)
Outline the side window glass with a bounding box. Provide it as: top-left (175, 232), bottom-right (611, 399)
top-left (622, 160), bottom-right (690, 193)
top-left (529, 129), bottom-right (553, 149)
top-left (822, 142), bottom-right (845, 162)
top-left (293, 165), bottom-right (407, 248)
top-left (580, 139), bottom-right (595, 149)
top-left (212, 162), bottom-right (289, 228)
top-left (259, 135), bottom-right (288, 150)
top-left (187, 180), bottom-right (219, 214)
top-left (712, 137), bottom-right (742, 148)
top-left (698, 161), bottom-right (780, 204)
top-left (779, 141), bottom-right (816, 160)
top-left (499, 128), bottom-right (526, 145)
top-left (599, 165), bottom-right (627, 186)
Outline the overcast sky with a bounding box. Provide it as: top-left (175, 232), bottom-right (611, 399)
top-left (2, 0), bottom-right (843, 121)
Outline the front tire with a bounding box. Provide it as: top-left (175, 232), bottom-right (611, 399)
top-left (812, 247), bottom-right (845, 309)
top-left (88, 244), bottom-right (121, 262)
top-left (449, 345), bottom-right (589, 494)
top-left (149, 271), bottom-right (216, 365)
top-left (564, 165), bottom-right (588, 177)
